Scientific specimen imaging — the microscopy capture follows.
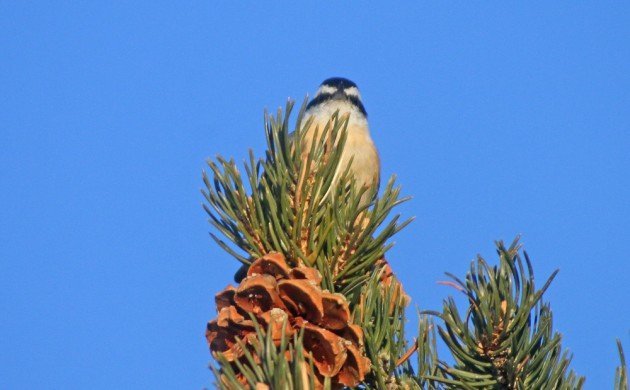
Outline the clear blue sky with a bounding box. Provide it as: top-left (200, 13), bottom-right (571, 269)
top-left (1, 2), bottom-right (628, 388)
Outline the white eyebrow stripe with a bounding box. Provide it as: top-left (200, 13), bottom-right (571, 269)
top-left (344, 86), bottom-right (362, 100)
top-left (315, 85), bottom-right (337, 96)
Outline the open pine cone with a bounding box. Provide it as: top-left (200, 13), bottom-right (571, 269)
top-left (206, 253), bottom-right (371, 388)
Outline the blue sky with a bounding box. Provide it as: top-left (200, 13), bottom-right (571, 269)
top-left (1, 2), bottom-right (629, 388)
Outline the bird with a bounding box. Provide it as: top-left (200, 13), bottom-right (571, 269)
top-left (234, 78), bottom-right (380, 283)
top-left (301, 77), bottom-right (380, 204)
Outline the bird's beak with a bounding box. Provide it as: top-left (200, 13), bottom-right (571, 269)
top-left (332, 90), bottom-right (346, 101)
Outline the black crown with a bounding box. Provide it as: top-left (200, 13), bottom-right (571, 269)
top-left (320, 77), bottom-right (358, 89)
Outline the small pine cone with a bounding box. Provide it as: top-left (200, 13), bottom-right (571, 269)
top-left (207, 252), bottom-right (371, 388)
top-left (375, 258), bottom-right (411, 310)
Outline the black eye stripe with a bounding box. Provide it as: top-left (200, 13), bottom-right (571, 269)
top-left (306, 93), bottom-right (333, 109)
top-left (306, 93), bottom-right (368, 118)
top-left (347, 96), bottom-right (367, 117)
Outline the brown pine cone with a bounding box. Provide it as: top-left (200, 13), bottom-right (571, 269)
top-left (207, 253), bottom-right (371, 389)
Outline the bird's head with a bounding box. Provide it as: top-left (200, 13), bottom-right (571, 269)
top-left (306, 77), bottom-right (367, 118)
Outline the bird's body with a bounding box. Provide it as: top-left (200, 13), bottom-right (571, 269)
top-left (302, 78), bottom-right (380, 202)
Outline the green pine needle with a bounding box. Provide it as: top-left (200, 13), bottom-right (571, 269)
top-left (616, 340), bottom-right (628, 390)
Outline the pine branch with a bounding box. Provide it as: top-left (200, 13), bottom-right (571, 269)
top-left (202, 99), bottom-right (411, 299)
top-left (425, 238), bottom-right (584, 389)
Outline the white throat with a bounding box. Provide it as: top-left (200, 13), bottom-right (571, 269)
top-left (305, 100), bottom-right (369, 134)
